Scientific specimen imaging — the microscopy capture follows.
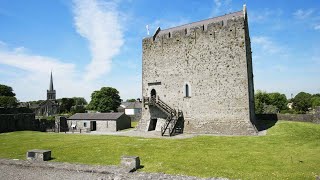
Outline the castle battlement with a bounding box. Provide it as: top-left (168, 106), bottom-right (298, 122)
top-left (143, 9), bottom-right (246, 43)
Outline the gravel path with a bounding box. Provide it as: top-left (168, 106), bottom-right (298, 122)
top-left (0, 159), bottom-right (229, 180)
top-left (62, 128), bottom-right (266, 139)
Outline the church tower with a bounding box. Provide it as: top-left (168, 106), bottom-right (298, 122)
top-left (47, 72), bottom-right (56, 100)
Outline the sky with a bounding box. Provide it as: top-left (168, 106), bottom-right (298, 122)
top-left (0, 0), bottom-right (319, 102)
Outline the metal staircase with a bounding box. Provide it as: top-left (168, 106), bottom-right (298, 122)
top-left (144, 96), bottom-right (182, 136)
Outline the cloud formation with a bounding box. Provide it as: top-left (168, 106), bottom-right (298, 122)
top-left (0, 45), bottom-right (92, 101)
top-left (252, 36), bottom-right (285, 55)
top-left (73, 0), bottom-right (124, 81)
top-left (249, 8), bottom-right (283, 23)
top-left (210, 0), bottom-right (232, 17)
top-left (293, 9), bottom-right (314, 19)
top-left (314, 24), bottom-right (320, 30)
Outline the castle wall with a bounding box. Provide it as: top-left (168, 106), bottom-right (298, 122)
top-left (141, 10), bottom-right (256, 135)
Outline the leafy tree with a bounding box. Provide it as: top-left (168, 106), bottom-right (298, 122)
top-left (126, 98), bottom-right (136, 102)
top-left (311, 96), bottom-right (320, 109)
top-left (59, 98), bottom-right (75, 113)
top-left (0, 84), bottom-right (16, 97)
top-left (71, 105), bottom-right (86, 114)
top-left (263, 104), bottom-right (278, 114)
top-left (292, 92), bottom-right (312, 113)
top-left (268, 92), bottom-right (288, 112)
top-left (0, 84), bottom-right (17, 108)
top-left (72, 97), bottom-right (87, 105)
top-left (87, 87), bottom-right (121, 112)
top-left (312, 93), bottom-right (320, 98)
top-left (0, 96), bottom-right (18, 108)
top-left (254, 90), bottom-right (270, 114)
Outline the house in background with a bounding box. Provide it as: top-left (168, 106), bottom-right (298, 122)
top-left (117, 100), bottom-right (142, 121)
top-left (67, 112), bottom-right (131, 132)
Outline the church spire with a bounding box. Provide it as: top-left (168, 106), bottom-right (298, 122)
top-left (47, 71), bottom-right (56, 100)
top-left (49, 71), bottom-right (54, 91)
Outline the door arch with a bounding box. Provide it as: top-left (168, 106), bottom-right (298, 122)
top-left (151, 89), bottom-right (156, 98)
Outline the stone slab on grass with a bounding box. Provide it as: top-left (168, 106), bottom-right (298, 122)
top-left (26, 149), bottom-right (51, 161)
top-left (120, 156), bottom-right (140, 172)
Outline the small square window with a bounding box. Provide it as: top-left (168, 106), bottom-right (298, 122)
top-left (84, 122), bottom-right (87, 127)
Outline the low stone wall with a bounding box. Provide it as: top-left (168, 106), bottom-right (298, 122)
top-left (256, 113), bottom-right (320, 124)
top-left (0, 113), bottom-right (55, 133)
top-left (0, 113), bottom-right (35, 133)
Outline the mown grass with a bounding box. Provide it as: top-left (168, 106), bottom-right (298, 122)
top-left (0, 120), bottom-right (319, 179)
top-left (131, 121), bottom-right (138, 128)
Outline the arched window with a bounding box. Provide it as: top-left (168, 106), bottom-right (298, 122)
top-left (185, 84), bottom-right (190, 97)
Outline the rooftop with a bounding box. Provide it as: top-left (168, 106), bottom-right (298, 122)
top-left (68, 112), bottom-right (124, 120)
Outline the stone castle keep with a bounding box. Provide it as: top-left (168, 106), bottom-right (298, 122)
top-left (139, 5), bottom-right (257, 135)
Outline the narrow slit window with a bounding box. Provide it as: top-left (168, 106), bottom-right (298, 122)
top-left (185, 84), bottom-right (190, 97)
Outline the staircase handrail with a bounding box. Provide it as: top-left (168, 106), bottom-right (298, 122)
top-left (145, 95), bottom-right (181, 136)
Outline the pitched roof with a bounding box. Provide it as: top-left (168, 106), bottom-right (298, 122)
top-left (120, 101), bottom-right (142, 109)
top-left (68, 112), bottom-right (124, 120)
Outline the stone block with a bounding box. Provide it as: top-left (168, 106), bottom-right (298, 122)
top-left (26, 149), bottom-right (51, 161)
top-left (120, 156), bottom-right (140, 172)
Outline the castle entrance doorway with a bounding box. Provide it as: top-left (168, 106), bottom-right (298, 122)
top-left (149, 118), bottom-right (157, 131)
top-left (151, 89), bottom-right (156, 98)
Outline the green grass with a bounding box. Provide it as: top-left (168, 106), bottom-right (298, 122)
top-left (131, 121), bottom-right (138, 128)
top-left (0, 121), bottom-right (319, 179)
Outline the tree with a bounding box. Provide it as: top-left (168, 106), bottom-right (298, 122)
top-left (71, 105), bottom-right (86, 114)
top-left (0, 84), bottom-right (16, 97)
top-left (59, 98), bottom-right (75, 113)
top-left (268, 92), bottom-right (288, 112)
top-left (254, 90), bottom-right (271, 114)
top-left (292, 92), bottom-right (312, 113)
top-left (126, 98), bottom-right (136, 102)
top-left (72, 97), bottom-right (87, 105)
top-left (0, 96), bottom-right (18, 108)
top-left (87, 87), bottom-right (121, 112)
top-left (0, 84), bottom-right (17, 108)
top-left (311, 96), bottom-right (320, 109)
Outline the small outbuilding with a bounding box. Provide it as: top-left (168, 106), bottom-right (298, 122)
top-left (117, 101), bottom-right (142, 121)
top-left (67, 112), bottom-right (131, 132)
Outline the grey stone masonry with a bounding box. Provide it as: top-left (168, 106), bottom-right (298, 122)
top-left (120, 156), bottom-right (140, 172)
top-left (26, 150), bottom-right (51, 161)
top-left (140, 5), bottom-right (257, 135)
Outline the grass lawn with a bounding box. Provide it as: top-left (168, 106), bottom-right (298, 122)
top-left (0, 120), bottom-right (319, 179)
top-left (131, 121), bottom-right (138, 128)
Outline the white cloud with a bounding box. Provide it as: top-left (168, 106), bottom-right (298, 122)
top-left (252, 36), bottom-right (285, 55)
top-left (0, 46), bottom-right (99, 101)
top-left (210, 0), bottom-right (232, 17)
top-left (249, 8), bottom-right (283, 23)
top-left (0, 40), bottom-right (6, 47)
top-left (0, 50), bottom-right (74, 74)
top-left (293, 9), bottom-right (314, 19)
top-left (314, 24), bottom-right (320, 30)
top-left (73, 0), bottom-right (124, 81)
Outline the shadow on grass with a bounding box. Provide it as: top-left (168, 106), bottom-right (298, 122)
top-left (256, 114), bottom-right (278, 131)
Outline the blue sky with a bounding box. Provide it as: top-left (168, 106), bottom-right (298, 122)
top-left (0, 0), bottom-right (319, 102)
